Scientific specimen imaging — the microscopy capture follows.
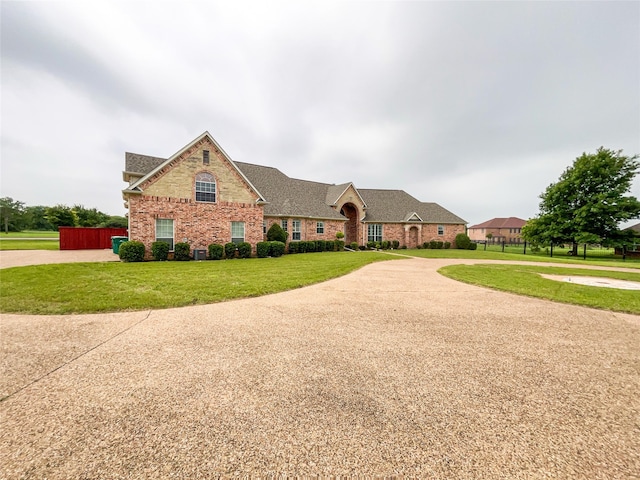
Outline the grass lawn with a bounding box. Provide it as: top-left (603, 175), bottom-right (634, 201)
top-left (438, 263), bottom-right (640, 314)
top-left (0, 251), bottom-right (394, 314)
top-left (0, 240), bottom-right (59, 250)
top-left (0, 231), bottom-right (59, 238)
top-left (396, 247), bottom-right (640, 269)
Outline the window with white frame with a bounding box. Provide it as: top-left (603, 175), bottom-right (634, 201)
top-left (292, 220), bottom-right (301, 240)
top-left (195, 172), bottom-right (216, 202)
top-left (367, 224), bottom-right (382, 243)
top-left (437, 225), bottom-right (444, 235)
top-left (316, 221), bottom-right (324, 234)
top-left (231, 221), bottom-right (245, 244)
top-left (281, 219), bottom-right (288, 232)
top-left (155, 218), bottom-right (174, 250)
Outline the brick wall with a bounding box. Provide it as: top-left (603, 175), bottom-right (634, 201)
top-left (263, 217), bottom-right (345, 243)
top-left (128, 195), bottom-right (263, 257)
top-left (365, 223), bottom-right (466, 248)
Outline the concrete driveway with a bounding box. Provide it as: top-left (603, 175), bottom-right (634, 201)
top-left (1, 252), bottom-right (639, 478)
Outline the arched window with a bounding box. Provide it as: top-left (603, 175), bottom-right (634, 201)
top-left (195, 173), bottom-right (216, 202)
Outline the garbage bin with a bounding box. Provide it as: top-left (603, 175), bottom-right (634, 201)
top-left (111, 236), bottom-right (129, 254)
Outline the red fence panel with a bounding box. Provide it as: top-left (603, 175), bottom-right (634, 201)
top-left (59, 227), bottom-right (128, 250)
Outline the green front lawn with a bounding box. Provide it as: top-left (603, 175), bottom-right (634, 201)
top-left (0, 240), bottom-right (59, 250)
top-left (439, 263), bottom-right (640, 314)
top-left (0, 231), bottom-right (59, 238)
top-left (0, 252), bottom-right (394, 315)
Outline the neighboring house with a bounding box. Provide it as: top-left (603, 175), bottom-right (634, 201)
top-left (614, 222), bottom-right (640, 257)
top-left (467, 217), bottom-right (527, 243)
top-left (122, 132), bottom-right (467, 256)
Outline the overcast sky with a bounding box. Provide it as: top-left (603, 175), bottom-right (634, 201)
top-left (2, 1), bottom-right (639, 227)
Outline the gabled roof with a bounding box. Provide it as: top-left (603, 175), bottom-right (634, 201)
top-left (234, 162), bottom-right (345, 220)
top-left (358, 189), bottom-right (466, 224)
top-left (124, 131), bottom-right (265, 202)
top-left (468, 217), bottom-right (527, 229)
top-left (625, 222), bottom-right (640, 234)
top-left (325, 182), bottom-right (367, 208)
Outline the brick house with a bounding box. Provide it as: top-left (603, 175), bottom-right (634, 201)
top-left (122, 132), bottom-right (467, 255)
top-left (467, 217), bottom-right (527, 244)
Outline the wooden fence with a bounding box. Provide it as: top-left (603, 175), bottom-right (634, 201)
top-left (59, 227), bottom-right (127, 250)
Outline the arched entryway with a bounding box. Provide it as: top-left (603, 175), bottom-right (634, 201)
top-left (340, 203), bottom-right (359, 245)
top-left (407, 226), bottom-right (420, 249)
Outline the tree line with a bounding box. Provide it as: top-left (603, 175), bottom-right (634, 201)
top-left (0, 198), bottom-right (127, 233)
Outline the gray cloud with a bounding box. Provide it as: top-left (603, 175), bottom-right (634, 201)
top-left (1, 1), bottom-right (638, 226)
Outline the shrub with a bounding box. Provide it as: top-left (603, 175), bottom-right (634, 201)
top-left (257, 241), bottom-right (270, 258)
top-left (350, 242), bottom-right (358, 250)
top-left (367, 241), bottom-right (376, 249)
top-left (417, 244), bottom-right (422, 249)
top-left (401, 245), bottom-right (407, 249)
top-left (267, 223), bottom-right (288, 243)
top-left (306, 241), bottom-right (316, 253)
top-left (454, 233), bottom-right (472, 250)
top-left (208, 243), bottom-right (224, 260)
top-left (224, 242), bottom-right (237, 259)
top-left (392, 240), bottom-right (399, 249)
top-left (316, 240), bottom-right (326, 252)
top-left (237, 242), bottom-right (252, 259)
top-left (325, 240), bottom-right (335, 252)
top-left (423, 242), bottom-right (429, 249)
top-left (336, 231), bottom-right (344, 239)
top-left (151, 241), bottom-right (170, 261)
top-left (358, 245), bottom-right (366, 250)
top-left (444, 241), bottom-right (451, 249)
top-left (119, 240), bottom-right (145, 262)
top-left (381, 240), bottom-right (390, 250)
top-left (174, 242), bottom-right (191, 261)
top-left (469, 242), bottom-right (478, 250)
top-left (429, 240), bottom-right (438, 249)
top-left (269, 241), bottom-right (285, 257)
top-left (298, 241), bottom-right (307, 253)
top-left (435, 241), bottom-right (444, 249)
top-left (288, 241), bottom-right (299, 254)
top-left (335, 240), bottom-right (345, 251)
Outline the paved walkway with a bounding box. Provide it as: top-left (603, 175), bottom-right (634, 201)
top-left (1, 252), bottom-right (639, 478)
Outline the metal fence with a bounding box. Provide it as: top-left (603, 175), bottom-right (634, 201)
top-left (474, 240), bottom-right (639, 261)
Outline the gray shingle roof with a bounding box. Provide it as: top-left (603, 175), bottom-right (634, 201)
top-left (359, 189), bottom-right (467, 224)
top-left (468, 217), bottom-right (526, 229)
top-left (234, 162), bottom-right (345, 220)
top-left (125, 152), bottom-right (166, 174)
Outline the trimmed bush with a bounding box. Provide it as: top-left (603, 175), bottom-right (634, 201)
top-left (237, 242), bottom-right (252, 259)
top-left (208, 243), bottom-right (224, 260)
top-left (367, 241), bottom-right (376, 249)
top-left (417, 244), bottom-right (422, 249)
top-left (469, 242), bottom-right (478, 250)
top-left (336, 231), bottom-right (344, 239)
top-left (174, 242), bottom-right (191, 261)
top-left (119, 240), bottom-right (145, 262)
top-left (358, 245), bottom-right (366, 250)
top-left (435, 241), bottom-right (444, 249)
top-left (335, 240), bottom-right (345, 251)
top-left (429, 240), bottom-right (438, 249)
top-left (350, 242), bottom-right (358, 250)
top-left (381, 240), bottom-right (390, 250)
top-left (444, 241), bottom-right (451, 249)
top-left (455, 233), bottom-right (472, 250)
top-left (269, 241), bottom-right (285, 257)
top-left (423, 242), bottom-right (429, 249)
top-left (306, 241), bottom-right (316, 253)
top-left (288, 241), bottom-right (299, 254)
top-left (392, 240), bottom-right (399, 249)
top-left (316, 240), bottom-right (326, 252)
top-left (298, 241), bottom-right (307, 253)
top-left (151, 241), bottom-right (170, 261)
top-left (267, 223), bottom-right (288, 243)
top-left (224, 242), bottom-right (237, 259)
top-left (325, 240), bottom-right (334, 252)
top-left (257, 241), bottom-right (270, 258)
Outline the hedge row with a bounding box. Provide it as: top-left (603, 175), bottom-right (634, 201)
top-left (119, 239), bottom-right (345, 262)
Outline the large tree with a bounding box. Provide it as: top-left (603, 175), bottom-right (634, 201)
top-left (522, 147), bottom-right (640, 252)
top-left (45, 205), bottom-right (77, 229)
top-left (0, 197), bottom-right (26, 233)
